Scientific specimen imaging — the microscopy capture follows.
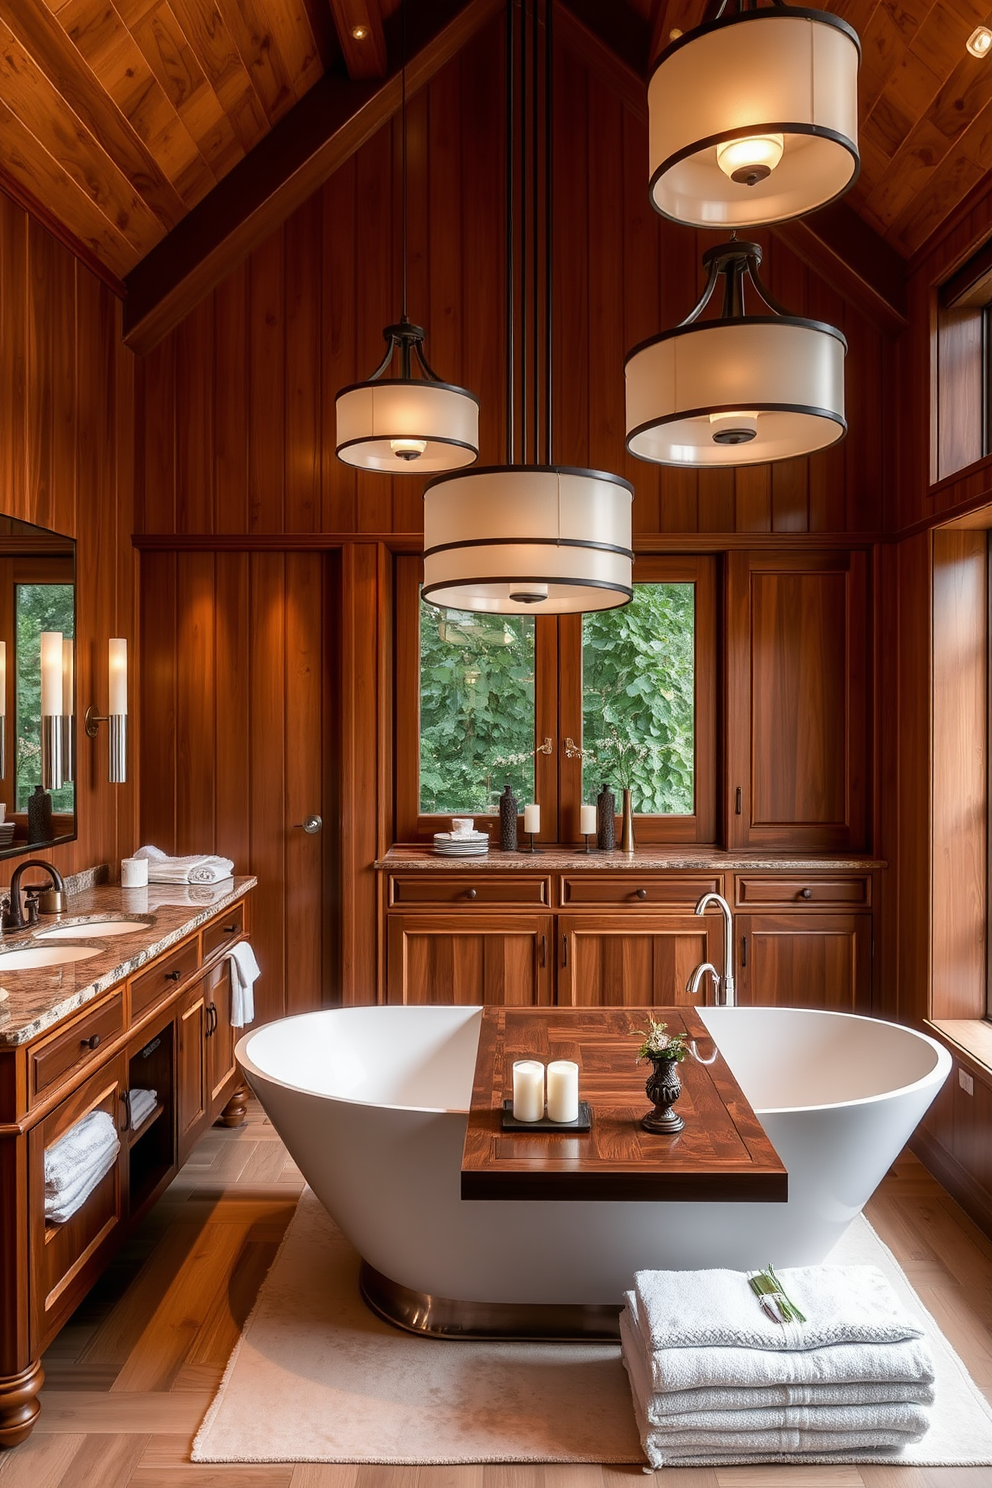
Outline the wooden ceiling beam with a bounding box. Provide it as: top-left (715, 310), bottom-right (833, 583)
top-left (122, 0), bottom-right (501, 356)
top-left (329, 0), bottom-right (389, 79)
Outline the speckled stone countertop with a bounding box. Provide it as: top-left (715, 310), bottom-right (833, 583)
top-left (0, 877), bottom-right (256, 1047)
top-left (376, 846), bottom-right (887, 871)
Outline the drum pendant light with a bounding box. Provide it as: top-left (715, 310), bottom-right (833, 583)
top-left (335, 13), bottom-right (479, 473)
top-left (422, 0), bottom-right (632, 616)
top-left (649, 0), bottom-right (860, 229)
top-left (625, 238), bottom-right (846, 467)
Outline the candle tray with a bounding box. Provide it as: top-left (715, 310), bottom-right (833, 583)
top-left (501, 1099), bottom-right (592, 1132)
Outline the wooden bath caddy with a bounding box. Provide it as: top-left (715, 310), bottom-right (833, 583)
top-left (461, 1006), bottom-right (788, 1203)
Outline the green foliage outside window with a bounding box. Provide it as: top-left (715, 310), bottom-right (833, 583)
top-left (16, 584), bottom-right (74, 814)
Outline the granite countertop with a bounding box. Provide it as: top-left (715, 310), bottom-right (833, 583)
top-left (0, 877), bottom-right (256, 1047)
top-left (376, 845), bottom-right (887, 871)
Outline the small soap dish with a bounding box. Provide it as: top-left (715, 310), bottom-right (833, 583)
top-left (501, 1099), bottom-right (592, 1132)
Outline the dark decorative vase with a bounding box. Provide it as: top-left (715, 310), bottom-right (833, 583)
top-left (27, 785), bottom-right (53, 845)
top-left (499, 782), bottom-right (519, 851)
top-left (596, 783), bottom-right (615, 851)
top-left (641, 1056), bottom-right (685, 1134)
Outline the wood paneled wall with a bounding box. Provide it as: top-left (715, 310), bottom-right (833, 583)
top-left (0, 188), bottom-right (135, 886)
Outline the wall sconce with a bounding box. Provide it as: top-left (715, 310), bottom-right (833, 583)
top-left (41, 630), bottom-right (64, 791)
top-left (62, 638), bottom-right (74, 783)
top-left (84, 638), bottom-right (127, 784)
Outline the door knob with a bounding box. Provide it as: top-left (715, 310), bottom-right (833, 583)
top-left (294, 815), bottom-right (322, 834)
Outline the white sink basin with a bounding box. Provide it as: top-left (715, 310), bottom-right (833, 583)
top-left (37, 915), bottom-right (155, 940)
top-left (0, 944), bottom-right (102, 969)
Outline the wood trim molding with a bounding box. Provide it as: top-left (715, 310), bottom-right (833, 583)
top-left (131, 531), bottom-right (884, 553)
top-left (122, 0), bottom-right (503, 356)
top-left (911, 1125), bottom-right (992, 1242)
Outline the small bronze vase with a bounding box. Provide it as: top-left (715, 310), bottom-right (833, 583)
top-left (596, 783), bottom-right (616, 851)
top-left (620, 787), bottom-right (635, 854)
top-left (498, 782), bottom-right (519, 851)
top-left (641, 1056), bottom-right (685, 1134)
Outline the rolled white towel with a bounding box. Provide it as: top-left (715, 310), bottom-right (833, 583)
top-left (633, 1263), bottom-right (925, 1353)
top-left (226, 941), bottom-right (259, 1028)
top-left (134, 845), bottom-right (234, 884)
top-left (45, 1137), bottom-right (120, 1223)
top-left (44, 1110), bottom-right (119, 1196)
top-left (127, 1088), bottom-right (158, 1130)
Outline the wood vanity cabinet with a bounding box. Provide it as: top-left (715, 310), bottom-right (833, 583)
top-left (734, 873), bottom-right (872, 1011)
top-left (387, 912), bottom-right (553, 1006)
top-left (558, 914), bottom-right (724, 1007)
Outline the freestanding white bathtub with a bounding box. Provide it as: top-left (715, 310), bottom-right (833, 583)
top-left (236, 1005), bottom-right (950, 1323)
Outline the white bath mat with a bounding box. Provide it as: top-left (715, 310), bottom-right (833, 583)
top-left (192, 1189), bottom-right (992, 1465)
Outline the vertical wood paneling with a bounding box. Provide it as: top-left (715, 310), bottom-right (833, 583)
top-left (213, 262), bottom-right (249, 533)
top-left (139, 552), bottom-right (179, 853)
top-left (283, 552), bottom-right (324, 1012)
top-left (213, 553), bottom-right (250, 875)
top-left (248, 553), bottom-right (287, 1025)
top-left (321, 157), bottom-right (357, 533)
top-left (284, 195), bottom-right (321, 535)
top-left (247, 231), bottom-right (285, 533)
top-left (175, 295), bottom-right (214, 533)
top-left (176, 552), bottom-right (217, 854)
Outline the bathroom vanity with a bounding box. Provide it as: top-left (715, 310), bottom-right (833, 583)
top-left (0, 877), bottom-right (255, 1447)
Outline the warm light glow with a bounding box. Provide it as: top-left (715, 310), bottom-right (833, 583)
top-left (62, 638), bottom-right (74, 715)
top-left (967, 25), bottom-right (992, 56)
top-left (390, 437), bottom-right (428, 461)
top-left (0, 642), bottom-right (6, 719)
top-left (709, 410), bottom-right (759, 445)
top-left (716, 133), bottom-right (784, 186)
top-left (40, 632), bottom-right (63, 718)
top-left (108, 639), bottom-right (128, 717)
top-left (351, 24), bottom-right (369, 39)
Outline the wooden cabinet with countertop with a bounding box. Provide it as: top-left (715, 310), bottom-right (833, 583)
top-left (0, 878), bottom-right (255, 1448)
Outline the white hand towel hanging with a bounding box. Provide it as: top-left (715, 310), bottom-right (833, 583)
top-left (226, 941), bottom-right (260, 1027)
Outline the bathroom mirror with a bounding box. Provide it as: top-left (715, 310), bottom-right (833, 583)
top-left (0, 515), bottom-right (76, 860)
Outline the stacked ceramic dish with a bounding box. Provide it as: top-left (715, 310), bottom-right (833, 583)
top-left (433, 830), bottom-right (489, 857)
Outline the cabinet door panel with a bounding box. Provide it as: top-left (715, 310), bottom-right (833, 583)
top-left (206, 960), bottom-right (237, 1116)
top-left (177, 983), bottom-right (208, 1158)
top-left (558, 915), bottom-right (724, 1008)
top-left (738, 914), bottom-right (871, 1012)
top-left (387, 915), bottom-right (553, 1006)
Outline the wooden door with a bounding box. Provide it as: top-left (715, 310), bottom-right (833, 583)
top-left (387, 914), bottom-right (553, 1005)
top-left (726, 551), bottom-right (869, 851)
top-left (176, 980), bottom-right (208, 1160)
top-left (205, 959), bottom-right (237, 1117)
top-left (737, 914), bottom-right (872, 1012)
top-left (558, 915), bottom-right (725, 1008)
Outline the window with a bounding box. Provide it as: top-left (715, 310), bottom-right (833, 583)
top-left (395, 555), bottom-right (716, 843)
top-left (936, 239), bottom-right (992, 481)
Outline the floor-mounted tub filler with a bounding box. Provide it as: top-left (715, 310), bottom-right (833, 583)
top-left (236, 1005), bottom-right (950, 1337)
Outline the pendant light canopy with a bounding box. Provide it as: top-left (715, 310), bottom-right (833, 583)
top-left (625, 239), bottom-right (846, 467)
top-left (648, 1), bottom-right (860, 229)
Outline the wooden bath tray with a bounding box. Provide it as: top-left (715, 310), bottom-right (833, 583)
top-left (460, 1006), bottom-right (788, 1203)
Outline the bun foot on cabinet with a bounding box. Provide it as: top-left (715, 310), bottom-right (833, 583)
top-left (0, 1360), bottom-right (44, 1448)
top-left (216, 1082), bottom-right (249, 1128)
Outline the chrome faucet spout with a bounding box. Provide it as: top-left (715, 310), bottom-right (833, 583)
top-left (685, 960), bottom-right (721, 1005)
top-left (693, 890), bottom-right (736, 1007)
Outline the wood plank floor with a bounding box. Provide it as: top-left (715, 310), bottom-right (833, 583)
top-left (2, 1099), bottom-right (991, 1487)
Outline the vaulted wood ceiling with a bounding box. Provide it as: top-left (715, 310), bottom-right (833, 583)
top-left (0, 0), bottom-right (990, 312)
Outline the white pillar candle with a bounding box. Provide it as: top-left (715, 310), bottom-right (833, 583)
top-left (512, 1060), bottom-right (545, 1122)
top-left (523, 803), bottom-right (540, 833)
top-left (579, 804), bottom-right (596, 835)
top-left (546, 1060), bottom-right (579, 1123)
top-left (40, 631), bottom-right (62, 717)
top-left (108, 638), bottom-right (128, 716)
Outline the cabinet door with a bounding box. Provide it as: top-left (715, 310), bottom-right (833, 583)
top-left (205, 959), bottom-right (238, 1118)
top-left (176, 980), bottom-right (208, 1159)
top-left (737, 914), bottom-right (871, 1012)
top-left (387, 914), bottom-right (553, 1005)
top-left (558, 915), bottom-right (725, 1008)
top-left (726, 551), bottom-right (869, 850)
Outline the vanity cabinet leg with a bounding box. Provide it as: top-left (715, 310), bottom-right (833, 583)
top-left (216, 1082), bottom-right (249, 1128)
top-left (0, 1360), bottom-right (44, 1448)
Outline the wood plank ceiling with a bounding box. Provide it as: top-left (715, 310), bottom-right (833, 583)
top-left (0, 0), bottom-right (991, 296)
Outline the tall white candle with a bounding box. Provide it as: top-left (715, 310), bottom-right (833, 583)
top-left (523, 803), bottom-right (540, 834)
top-left (62, 638), bottom-right (74, 714)
top-left (40, 631), bottom-right (62, 717)
top-left (108, 638), bottom-right (128, 716)
top-left (546, 1060), bottom-right (579, 1123)
top-left (512, 1060), bottom-right (545, 1122)
top-left (580, 804), bottom-right (596, 835)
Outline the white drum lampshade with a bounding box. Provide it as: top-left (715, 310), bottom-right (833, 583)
top-left (335, 377), bottom-right (480, 473)
top-left (422, 466), bottom-right (634, 614)
top-left (649, 8), bottom-right (860, 228)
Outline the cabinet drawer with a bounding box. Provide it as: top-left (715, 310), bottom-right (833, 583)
top-left (389, 874), bottom-right (549, 908)
top-left (559, 875), bottom-right (721, 909)
top-left (130, 939), bottom-right (201, 1020)
top-left (30, 993), bottom-right (125, 1103)
top-left (735, 875), bottom-right (871, 909)
top-left (203, 901), bottom-right (245, 958)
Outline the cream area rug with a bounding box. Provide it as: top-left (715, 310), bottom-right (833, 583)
top-left (192, 1189), bottom-right (992, 1465)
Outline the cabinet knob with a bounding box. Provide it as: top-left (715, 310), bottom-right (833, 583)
top-left (635, 888), bottom-right (648, 900)
top-left (165, 969), bottom-right (182, 981)
top-left (465, 888), bottom-right (477, 900)
top-left (801, 887), bottom-right (813, 900)
top-left (223, 924), bottom-right (238, 934)
top-left (81, 1033), bottom-right (101, 1050)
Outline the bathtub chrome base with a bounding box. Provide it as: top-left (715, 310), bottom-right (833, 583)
top-left (360, 1262), bottom-right (622, 1341)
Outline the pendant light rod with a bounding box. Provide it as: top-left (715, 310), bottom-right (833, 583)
top-left (505, 0), bottom-right (515, 464)
top-left (545, 0), bottom-right (552, 466)
top-left (401, 0), bottom-right (408, 320)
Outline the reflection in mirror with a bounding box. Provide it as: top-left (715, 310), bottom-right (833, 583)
top-left (0, 517), bottom-right (76, 859)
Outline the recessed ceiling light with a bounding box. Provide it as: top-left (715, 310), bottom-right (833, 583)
top-left (967, 25), bottom-right (992, 56)
top-left (351, 24), bottom-right (369, 40)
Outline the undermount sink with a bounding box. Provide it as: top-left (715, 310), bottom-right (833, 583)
top-left (36, 914), bottom-right (155, 940)
top-left (0, 943), bottom-right (102, 969)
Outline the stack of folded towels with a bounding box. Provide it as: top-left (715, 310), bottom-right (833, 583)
top-left (44, 1110), bottom-right (121, 1224)
top-left (127, 1087), bottom-right (158, 1132)
top-left (135, 845), bottom-right (234, 884)
top-left (621, 1263), bottom-right (935, 1468)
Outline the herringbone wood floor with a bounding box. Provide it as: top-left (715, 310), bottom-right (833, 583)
top-left (2, 1099), bottom-right (991, 1487)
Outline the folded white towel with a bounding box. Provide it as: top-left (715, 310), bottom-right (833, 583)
top-left (622, 1293), bottom-right (935, 1394)
top-left (127, 1088), bottom-right (158, 1130)
top-left (135, 845), bottom-right (234, 884)
top-left (45, 1136), bottom-right (120, 1223)
top-left (633, 1263), bottom-right (924, 1353)
top-left (644, 1426), bottom-right (925, 1467)
top-left (226, 941), bottom-right (259, 1027)
top-left (44, 1110), bottom-right (119, 1196)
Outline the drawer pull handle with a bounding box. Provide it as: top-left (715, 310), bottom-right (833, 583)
top-left (165, 969), bottom-right (182, 981)
top-left (81, 1033), bottom-right (101, 1051)
top-left (635, 888), bottom-right (648, 900)
top-left (465, 888), bottom-right (477, 900)
top-left (206, 1003), bottom-right (217, 1036)
top-left (801, 887), bottom-right (813, 900)
top-left (222, 924), bottom-right (239, 933)
top-left (540, 934), bottom-right (546, 967)
top-left (562, 934), bottom-right (568, 968)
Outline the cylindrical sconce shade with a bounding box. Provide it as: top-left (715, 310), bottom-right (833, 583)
top-left (40, 632), bottom-right (62, 718)
top-left (648, 11), bottom-right (860, 228)
top-left (336, 380), bottom-right (480, 473)
top-left (625, 318), bottom-right (846, 466)
top-left (108, 639), bottom-right (127, 716)
top-left (61, 638), bottom-right (74, 783)
top-left (422, 467), bottom-right (634, 614)
top-left (61, 639), bottom-right (73, 716)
